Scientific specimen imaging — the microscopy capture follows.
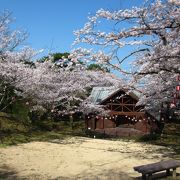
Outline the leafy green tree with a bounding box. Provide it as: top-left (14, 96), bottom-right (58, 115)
top-left (38, 52), bottom-right (70, 63)
top-left (87, 64), bottom-right (110, 73)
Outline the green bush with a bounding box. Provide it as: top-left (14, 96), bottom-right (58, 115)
top-left (136, 133), bottom-right (160, 142)
top-left (11, 101), bottom-right (30, 123)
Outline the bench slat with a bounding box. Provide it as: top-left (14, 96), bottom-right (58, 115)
top-left (134, 160), bottom-right (180, 174)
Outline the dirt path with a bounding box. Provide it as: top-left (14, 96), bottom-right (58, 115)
top-left (0, 137), bottom-right (179, 179)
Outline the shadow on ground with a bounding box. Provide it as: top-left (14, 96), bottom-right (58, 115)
top-left (54, 167), bottom-right (180, 180)
top-left (0, 165), bottom-right (19, 180)
top-left (55, 170), bottom-right (180, 180)
top-left (136, 171), bottom-right (180, 180)
top-left (0, 165), bottom-right (46, 180)
top-left (55, 167), bottom-right (137, 180)
top-left (1, 165), bottom-right (179, 180)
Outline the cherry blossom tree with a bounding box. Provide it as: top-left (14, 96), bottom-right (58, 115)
top-left (0, 11), bottom-right (36, 111)
top-left (17, 61), bottom-right (121, 112)
top-left (0, 11), bottom-right (121, 114)
top-left (70, 0), bottom-right (180, 111)
top-left (0, 53), bottom-right (121, 114)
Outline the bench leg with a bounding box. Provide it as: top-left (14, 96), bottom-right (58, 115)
top-left (142, 174), bottom-right (146, 180)
top-left (142, 174), bottom-right (152, 180)
top-left (166, 169), bottom-right (170, 175)
top-left (148, 174), bottom-right (152, 180)
top-left (172, 168), bottom-right (176, 178)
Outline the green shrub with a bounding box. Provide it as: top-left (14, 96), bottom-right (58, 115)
top-left (11, 101), bottom-right (30, 123)
top-left (136, 133), bottom-right (160, 142)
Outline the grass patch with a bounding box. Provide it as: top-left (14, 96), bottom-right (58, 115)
top-left (134, 133), bottom-right (180, 159)
top-left (136, 133), bottom-right (161, 142)
top-left (0, 113), bottom-right (86, 147)
top-left (0, 131), bottom-right (72, 147)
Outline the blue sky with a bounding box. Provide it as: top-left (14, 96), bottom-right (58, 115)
top-left (0, 0), bottom-right (142, 58)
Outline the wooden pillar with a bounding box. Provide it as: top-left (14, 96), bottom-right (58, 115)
top-left (114, 118), bottom-right (116, 128)
top-left (85, 117), bottom-right (88, 129)
top-left (103, 117), bottom-right (104, 129)
top-left (92, 117), bottom-right (95, 130)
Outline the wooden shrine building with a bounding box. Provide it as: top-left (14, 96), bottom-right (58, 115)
top-left (85, 87), bottom-right (160, 136)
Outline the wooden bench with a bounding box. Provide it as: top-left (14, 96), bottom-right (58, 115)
top-left (134, 159), bottom-right (180, 179)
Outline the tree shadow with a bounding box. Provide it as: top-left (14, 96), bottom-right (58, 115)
top-left (53, 160), bottom-right (180, 180)
top-left (0, 165), bottom-right (47, 180)
top-left (0, 165), bottom-right (19, 180)
top-left (49, 136), bottom-right (87, 145)
top-left (135, 171), bottom-right (180, 180)
top-left (55, 168), bottom-right (135, 180)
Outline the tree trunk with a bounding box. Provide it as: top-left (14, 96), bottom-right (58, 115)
top-left (69, 115), bottom-right (74, 130)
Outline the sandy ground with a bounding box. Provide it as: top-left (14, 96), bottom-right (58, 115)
top-left (0, 137), bottom-right (179, 180)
